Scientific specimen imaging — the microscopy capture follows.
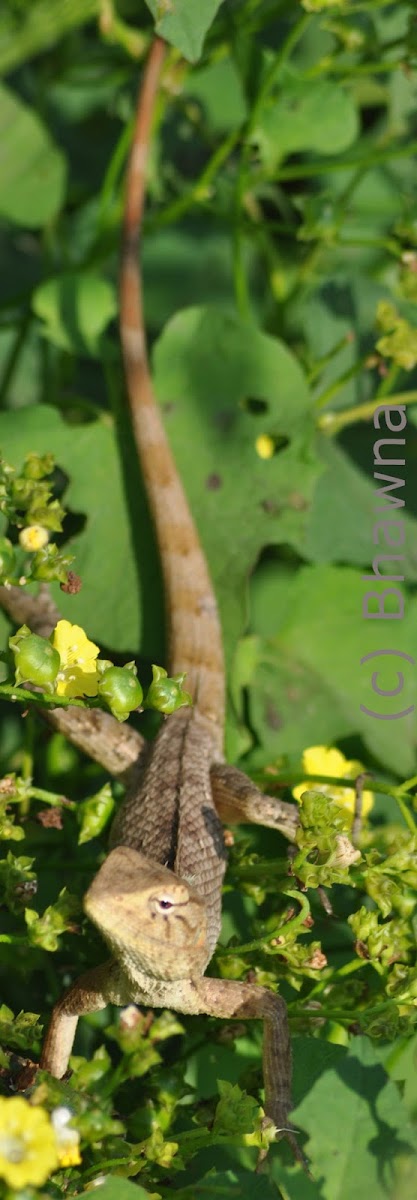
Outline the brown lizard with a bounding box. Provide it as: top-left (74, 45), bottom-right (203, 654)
top-left (30, 37), bottom-right (300, 1156)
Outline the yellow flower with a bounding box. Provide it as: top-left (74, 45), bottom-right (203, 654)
top-left (19, 524), bottom-right (49, 552)
top-left (255, 434), bottom-right (275, 460)
top-left (292, 745), bottom-right (374, 820)
top-left (0, 1096), bottom-right (58, 1189)
top-left (51, 1107), bottom-right (82, 1168)
top-left (52, 619), bottom-right (99, 698)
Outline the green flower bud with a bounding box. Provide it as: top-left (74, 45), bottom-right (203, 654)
top-left (0, 537), bottom-right (15, 579)
top-left (10, 628), bottom-right (60, 689)
top-left (98, 666), bottom-right (143, 722)
top-left (145, 665), bottom-right (192, 715)
top-left (31, 544), bottom-right (73, 583)
top-left (78, 783), bottom-right (115, 845)
top-left (23, 452), bottom-right (55, 481)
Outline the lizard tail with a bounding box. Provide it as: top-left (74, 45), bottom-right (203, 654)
top-left (119, 37), bottom-right (225, 740)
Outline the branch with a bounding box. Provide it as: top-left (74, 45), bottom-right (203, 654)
top-left (0, 584), bottom-right (143, 782)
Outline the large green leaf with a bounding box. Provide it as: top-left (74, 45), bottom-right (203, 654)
top-left (183, 58), bottom-right (247, 132)
top-left (0, 82), bottom-right (66, 226)
top-left (88, 1180), bottom-right (151, 1200)
top-left (292, 1037), bottom-right (417, 1200)
top-left (152, 305), bottom-right (321, 651)
top-left (306, 436), bottom-right (417, 581)
top-left (254, 78), bottom-right (359, 172)
top-left (145, 0), bottom-right (223, 62)
top-left (249, 564), bottom-right (417, 774)
top-left (0, 307), bottom-right (320, 670)
top-left (0, 306), bottom-right (320, 666)
top-left (386, 1031), bottom-right (417, 1121)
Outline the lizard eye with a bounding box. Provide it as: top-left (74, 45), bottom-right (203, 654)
top-left (157, 897), bottom-right (173, 911)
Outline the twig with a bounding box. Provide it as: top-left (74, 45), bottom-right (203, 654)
top-left (0, 584), bottom-right (143, 781)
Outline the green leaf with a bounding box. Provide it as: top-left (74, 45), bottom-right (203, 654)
top-left (213, 1080), bottom-right (260, 1136)
top-left (305, 436), bottom-right (417, 582)
top-left (25, 887), bottom-right (80, 951)
top-left (249, 564), bottom-right (417, 773)
top-left (183, 58), bottom-right (247, 132)
top-left (145, 0), bottom-right (223, 62)
top-left (0, 82), bottom-right (66, 226)
top-left (86, 1179), bottom-right (152, 1200)
top-left (254, 77), bottom-right (359, 171)
top-left (0, 313), bottom-right (318, 665)
top-left (385, 1032), bottom-right (417, 1122)
top-left (292, 1036), bottom-right (417, 1200)
top-left (32, 273), bottom-right (117, 356)
top-left (69, 1044), bottom-right (113, 1089)
top-left (0, 1003), bottom-right (42, 1053)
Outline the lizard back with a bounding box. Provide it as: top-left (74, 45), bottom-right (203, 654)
top-left (110, 707), bottom-right (227, 961)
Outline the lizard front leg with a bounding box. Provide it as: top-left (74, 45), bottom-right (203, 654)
top-left (211, 763), bottom-right (299, 842)
top-left (40, 959), bottom-right (130, 1078)
top-left (194, 976), bottom-right (299, 1156)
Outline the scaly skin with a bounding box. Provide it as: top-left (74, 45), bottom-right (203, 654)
top-left (5, 37), bottom-right (302, 1160)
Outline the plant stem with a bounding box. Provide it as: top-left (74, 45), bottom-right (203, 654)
top-left (276, 139), bottom-right (417, 181)
top-left (19, 710), bottom-right (35, 816)
top-left (318, 389), bottom-right (417, 434)
top-left (0, 681), bottom-right (101, 711)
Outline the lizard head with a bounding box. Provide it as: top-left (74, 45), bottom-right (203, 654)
top-left (84, 846), bottom-right (209, 980)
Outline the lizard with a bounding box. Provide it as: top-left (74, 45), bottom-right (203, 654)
top-left (15, 36), bottom-right (301, 1157)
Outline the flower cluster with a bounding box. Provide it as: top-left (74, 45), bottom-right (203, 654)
top-left (0, 1097), bottom-right (80, 1189)
top-left (9, 620), bottom-right (192, 722)
top-left (376, 300), bottom-right (417, 371)
top-left (0, 451), bottom-right (73, 587)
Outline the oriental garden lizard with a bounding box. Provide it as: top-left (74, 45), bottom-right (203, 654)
top-left (1, 37), bottom-right (303, 1160)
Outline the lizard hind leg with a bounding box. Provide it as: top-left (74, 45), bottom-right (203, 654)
top-left (211, 763), bottom-right (299, 843)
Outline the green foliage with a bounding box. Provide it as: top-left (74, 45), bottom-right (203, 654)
top-left (0, 1005), bottom-right (42, 1054)
top-left (0, 0), bottom-right (417, 1197)
top-left (291, 1037), bottom-right (417, 1200)
top-left (0, 450), bottom-right (73, 588)
top-left (0, 82), bottom-right (66, 225)
top-left (145, 0), bottom-right (223, 61)
top-left (24, 887), bottom-right (80, 952)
